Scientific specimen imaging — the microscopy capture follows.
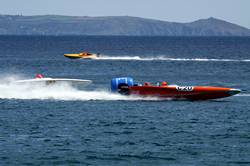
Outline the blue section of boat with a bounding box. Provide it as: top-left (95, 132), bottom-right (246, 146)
top-left (111, 77), bottom-right (134, 92)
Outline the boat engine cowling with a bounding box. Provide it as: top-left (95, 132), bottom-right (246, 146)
top-left (111, 77), bottom-right (134, 94)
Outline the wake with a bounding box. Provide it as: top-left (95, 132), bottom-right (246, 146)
top-left (236, 93), bottom-right (250, 97)
top-left (96, 55), bottom-right (250, 62)
top-left (0, 76), bottom-right (157, 101)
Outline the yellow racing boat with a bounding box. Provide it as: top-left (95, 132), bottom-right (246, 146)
top-left (64, 52), bottom-right (99, 59)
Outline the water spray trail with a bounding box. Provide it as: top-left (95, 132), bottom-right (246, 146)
top-left (0, 75), bottom-right (158, 101)
top-left (96, 55), bottom-right (250, 62)
top-left (236, 93), bottom-right (250, 97)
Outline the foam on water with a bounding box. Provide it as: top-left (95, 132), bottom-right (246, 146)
top-left (96, 55), bottom-right (250, 62)
top-left (236, 93), bottom-right (250, 97)
top-left (0, 76), bottom-right (158, 101)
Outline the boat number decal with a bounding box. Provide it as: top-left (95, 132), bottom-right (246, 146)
top-left (176, 86), bottom-right (193, 91)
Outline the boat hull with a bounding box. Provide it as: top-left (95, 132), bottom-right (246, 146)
top-left (128, 86), bottom-right (241, 100)
top-left (64, 54), bottom-right (97, 59)
top-left (14, 78), bottom-right (92, 87)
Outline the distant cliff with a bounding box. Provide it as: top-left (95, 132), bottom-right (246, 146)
top-left (0, 15), bottom-right (249, 36)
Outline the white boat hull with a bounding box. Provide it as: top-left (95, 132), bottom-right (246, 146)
top-left (13, 78), bottom-right (92, 86)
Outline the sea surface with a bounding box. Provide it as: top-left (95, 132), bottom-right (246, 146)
top-left (0, 36), bottom-right (250, 165)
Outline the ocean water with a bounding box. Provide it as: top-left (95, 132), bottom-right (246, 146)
top-left (0, 36), bottom-right (250, 165)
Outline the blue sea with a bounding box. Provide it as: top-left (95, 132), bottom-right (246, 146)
top-left (0, 36), bottom-right (250, 165)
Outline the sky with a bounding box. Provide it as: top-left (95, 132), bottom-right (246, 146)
top-left (0, 0), bottom-right (249, 28)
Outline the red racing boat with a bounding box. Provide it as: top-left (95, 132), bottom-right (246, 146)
top-left (111, 77), bottom-right (241, 100)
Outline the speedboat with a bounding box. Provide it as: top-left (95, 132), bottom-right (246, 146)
top-left (13, 74), bottom-right (92, 86)
top-left (111, 77), bottom-right (241, 100)
top-left (64, 51), bottom-right (99, 59)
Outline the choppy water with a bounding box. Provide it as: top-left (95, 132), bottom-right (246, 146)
top-left (0, 36), bottom-right (250, 165)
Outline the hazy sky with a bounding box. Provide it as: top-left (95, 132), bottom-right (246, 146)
top-left (1, 0), bottom-right (249, 28)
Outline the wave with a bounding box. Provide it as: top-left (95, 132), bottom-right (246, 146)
top-left (236, 93), bottom-right (250, 97)
top-left (0, 76), bottom-right (158, 101)
top-left (96, 56), bottom-right (250, 62)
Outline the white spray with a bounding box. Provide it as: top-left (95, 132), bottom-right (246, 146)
top-left (0, 75), bottom-right (159, 101)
